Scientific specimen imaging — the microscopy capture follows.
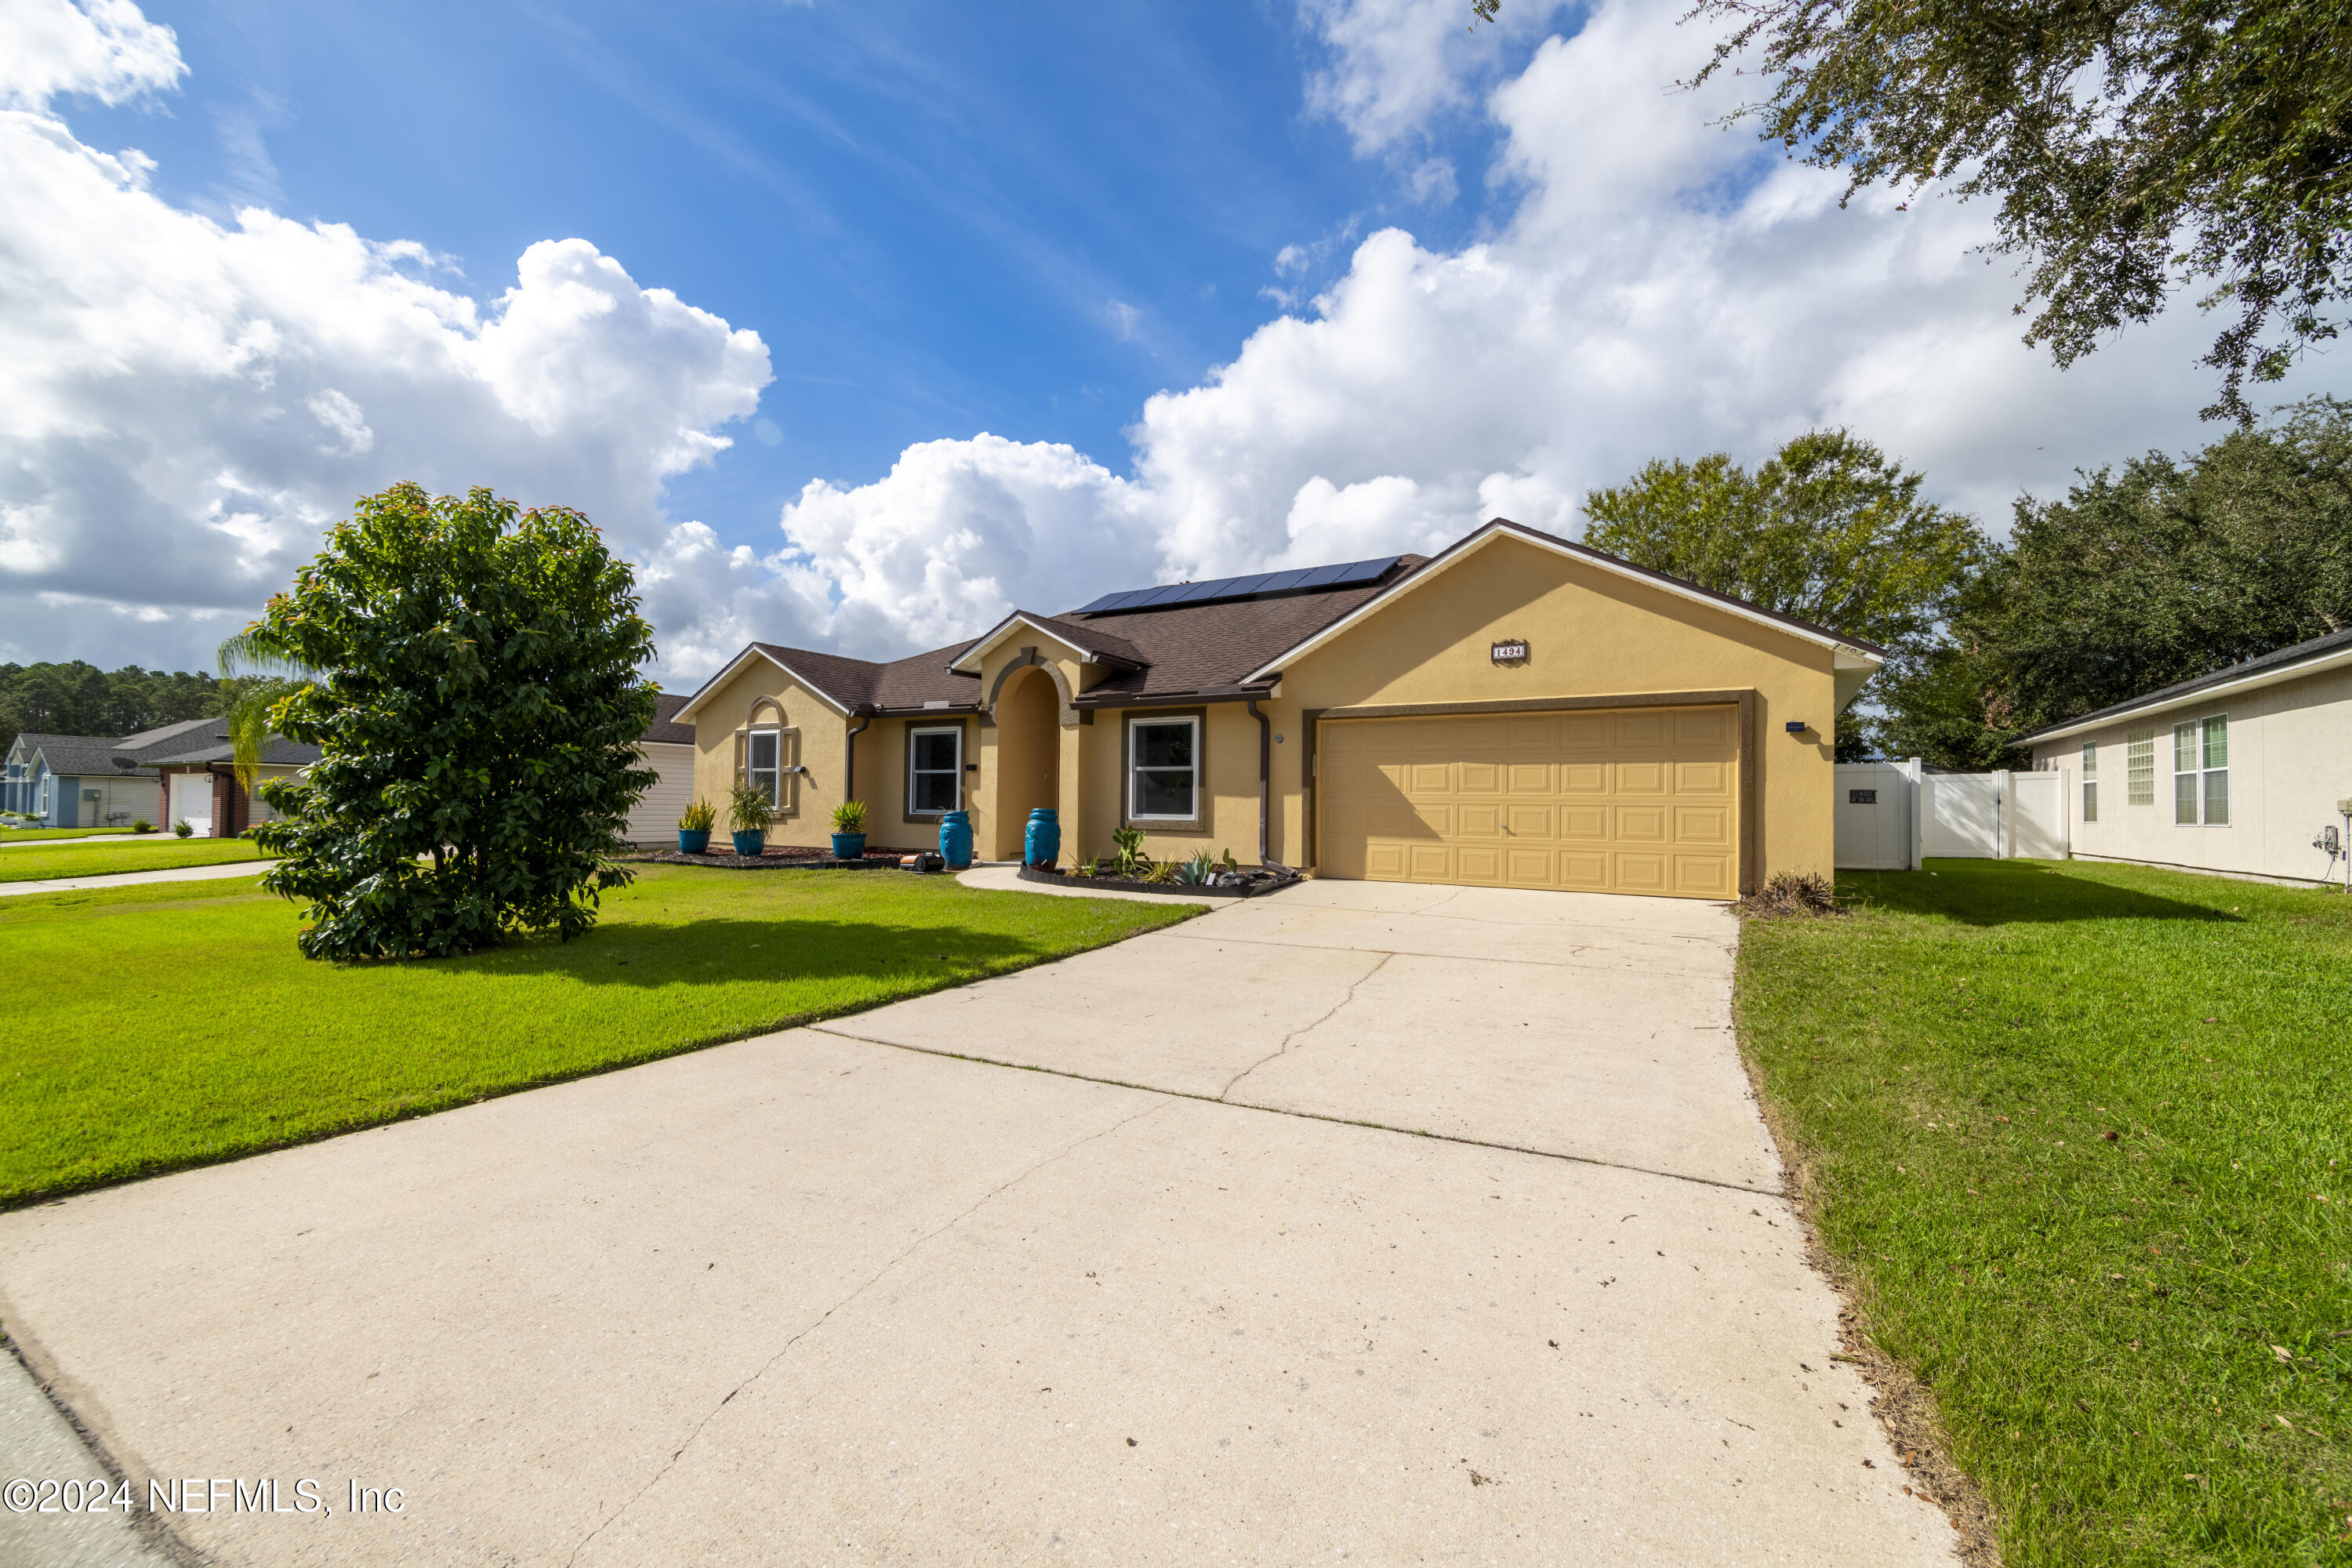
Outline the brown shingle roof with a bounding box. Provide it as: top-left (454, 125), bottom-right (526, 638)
top-left (731, 642), bottom-right (979, 712)
top-left (642, 691), bottom-right (696, 746)
top-left (1060, 566), bottom-right (1424, 700)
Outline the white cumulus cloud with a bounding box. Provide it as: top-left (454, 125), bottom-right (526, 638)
top-left (0, 0), bottom-right (774, 681)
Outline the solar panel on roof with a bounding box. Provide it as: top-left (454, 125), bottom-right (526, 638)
top-left (1072, 554), bottom-right (1402, 615)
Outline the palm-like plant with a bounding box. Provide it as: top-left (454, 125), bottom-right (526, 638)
top-left (216, 626), bottom-right (318, 792)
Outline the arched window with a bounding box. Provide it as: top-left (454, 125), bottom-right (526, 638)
top-left (735, 696), bottom-right (798, 814)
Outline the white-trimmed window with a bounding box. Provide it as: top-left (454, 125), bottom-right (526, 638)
top-left (2081, 740), bottom-right (2098, 823)
top-left (909, 727), bottom-right (962, 815)
top-left (2174, 715), bottom-right (2228, 826)
top-left (1128, 716), bottom-right (1200, 821)
top-left (746, 728), bottom-right (782, 808)
top-left (2126, 729), bottom-right (2154, 806)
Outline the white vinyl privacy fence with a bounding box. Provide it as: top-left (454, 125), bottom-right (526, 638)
top-left (1835, 764), bottom-right (2070, 868)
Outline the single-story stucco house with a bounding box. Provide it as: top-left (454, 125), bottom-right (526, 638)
top-left (672, 520), bottom-right (1886, 899)
top-left (2018, 624), bottom-right (2352, 887)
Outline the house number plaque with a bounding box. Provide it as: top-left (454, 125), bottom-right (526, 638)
top-left (1490, 639), bottom-right (1529, 664)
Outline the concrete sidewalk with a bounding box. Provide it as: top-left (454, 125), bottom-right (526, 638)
top-left (0, 880), bottom-right (1958, 1566)
top-left (0, 861), bottom-right (269, 898)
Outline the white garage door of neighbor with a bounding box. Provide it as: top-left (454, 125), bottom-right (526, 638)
top-left (169, 773), bottom-right (210, 836)
top-left (628, 745), bottom-right (696, 845)
top-left (1317, 706), bottom-right (1741, 899)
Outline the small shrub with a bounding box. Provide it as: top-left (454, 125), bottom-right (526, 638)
top-left (1111, 825), bottom-right (1150, 878)
top-left (1735, 871), bottom-right (1841, 918)
top-left (131, 819), bottom-right (155, 834)
top-left (677, 797), bottom-right (716, 833)
top-left (728, 782), bottom-right (775, 835)
top-left (829, 799), bottom-right (868, 834)
top-left (172, 819), bottom-right (194, 839)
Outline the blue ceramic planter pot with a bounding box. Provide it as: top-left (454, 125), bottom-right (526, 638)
top-left (831, 833), bottom-right (866, 861)
top-left (731, 830), bottom-right (766, 857)
top-left (678, 829), bottom-right (710, 855)
top-left (1023, 808), bottom-right (1060, 866)
top-left (938, 810), bottom-right (974, 869)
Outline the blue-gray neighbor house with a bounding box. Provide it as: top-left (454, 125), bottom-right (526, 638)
top-left (2, 719), bottom-right (320, 833)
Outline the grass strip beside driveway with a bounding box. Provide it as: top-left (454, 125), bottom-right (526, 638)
top-left (1737, 858), bottom-right (2350, 1566)
top-left (0, 866), bottom-right (1198, 1206)
top-left (0, 827), bottom-right (147, 843)
top-left (0, 838), bottom-right (271, 882)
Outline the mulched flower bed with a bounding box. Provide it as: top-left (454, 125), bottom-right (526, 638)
top-left (1017, 863), bottom-right (1299, 899)
top-left (622, 844), bottom-right (927, 871)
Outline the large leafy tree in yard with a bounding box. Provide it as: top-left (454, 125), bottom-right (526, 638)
top-left (1583, 430), bottom-right (1987, 758)
top-left (246, 484), bottom-right (659, 960)
top-left (1479, 0), bottom-right (2352, 422)
top-left (1878, 395), bottom-right (2352, 766)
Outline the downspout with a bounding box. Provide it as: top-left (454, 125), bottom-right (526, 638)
top-left (846, 712), bottom-right (873, 803)
top-left (1247, 697), bottom-right (1290, 874)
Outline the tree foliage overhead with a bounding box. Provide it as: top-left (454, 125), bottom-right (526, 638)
top-left (249, 483), bottom-right (659, 960)
top-left (1584, 428), bottom-right (1987, 655)
top-left (1876, 395), bottom-right (2352, 766)
top-left (1683, 0), bottom-right (2352, 422)
top-left (1475, 0), bottom-right (2352, 420)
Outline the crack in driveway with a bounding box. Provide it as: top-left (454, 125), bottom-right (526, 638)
top-left (1215, 951), bottom-right (1392, 1100)
top-left (561, 1098), bottom-right (1168, 1566)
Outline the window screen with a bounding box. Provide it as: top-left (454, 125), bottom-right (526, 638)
top-left (747, 729), bottom-right (781, 808)
top-left (1129, 717), bottom-right (1199, 820)
top-left (2126, 730), bottom-right (2154, 805)
top-left (909, 728), bottom-right (961, 815)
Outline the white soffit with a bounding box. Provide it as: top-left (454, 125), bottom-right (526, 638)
top-left (2024, 644), bottom-right (2352, 745)
top-left (1242, 523), bottom-right (1885, 683)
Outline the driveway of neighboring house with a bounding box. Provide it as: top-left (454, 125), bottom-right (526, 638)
top-left (0, 881), bottom-right (1958, 1566)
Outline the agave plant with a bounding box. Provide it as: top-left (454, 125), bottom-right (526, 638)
top-left (1173, 848), bottom-right (1218, 885)
top-left (1111, 824), bottom-right (1150, 878)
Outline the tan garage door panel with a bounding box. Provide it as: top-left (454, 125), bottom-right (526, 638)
top-left (1319, 706), bottom-right (1740, 898)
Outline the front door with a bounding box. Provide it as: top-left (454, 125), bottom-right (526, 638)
top-left (169, 773), bottom-right (212, 837)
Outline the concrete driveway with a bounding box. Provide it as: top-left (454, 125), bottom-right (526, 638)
top-left (0, 880), bottom-right (1958, 1566)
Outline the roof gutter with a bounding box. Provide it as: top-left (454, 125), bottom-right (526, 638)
top-left (1069, 684), bottom-right (1278, 710)
top-left (2016, 642), bottom-right (2352, 745)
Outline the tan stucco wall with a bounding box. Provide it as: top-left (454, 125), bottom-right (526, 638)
top-left (688, 657), bottom-right (850, 848)
top-left (1263, 534), bottom-right (1846, 887)
top-left (2032, 663), bottom-right (2352, 885)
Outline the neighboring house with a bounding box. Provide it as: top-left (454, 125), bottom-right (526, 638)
top-left (1, 718), bottom-right (320, 833)
top-left (2018, 625), bottom-right (2352, 887)
top-left (626, 692), bottom-right (697, 847)
top-left (673, 519), bottom-right (1885, 900)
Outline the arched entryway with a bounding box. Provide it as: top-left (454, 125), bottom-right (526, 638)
top-left (992, 663), bottom-right (1062, 858)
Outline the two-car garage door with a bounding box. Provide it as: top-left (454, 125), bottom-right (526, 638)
top-left (1317, 706), bottom-right (1741, 898)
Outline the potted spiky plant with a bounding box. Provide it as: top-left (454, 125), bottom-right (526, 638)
top-left (829, 800), bottom-right (868, 861)
top-left (677, 797), bottom-right (715, 855)
top-left (728, 782), bottom-right (774, 858)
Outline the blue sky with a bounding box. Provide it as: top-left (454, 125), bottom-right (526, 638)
top-left (5, 0), bottom-right (2327, 680)
top-left (75, 0), bottom-right (1504, 561)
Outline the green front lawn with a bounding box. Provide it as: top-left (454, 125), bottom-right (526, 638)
top-left (1738, 859), bottom-right (2350, 1566)
top-left (0, 867), bottom-right (1197, 1206)
top-left (0, 826), bottom-right (149, 842)
top-left (0, 838), bottom-right (273, 883)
